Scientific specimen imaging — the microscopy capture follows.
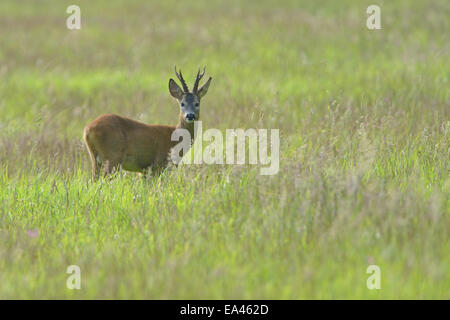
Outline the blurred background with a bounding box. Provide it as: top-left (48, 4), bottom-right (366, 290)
top-left (0, 0), bottom-right (448, 299)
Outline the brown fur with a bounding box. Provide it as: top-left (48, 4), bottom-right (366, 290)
top-left (83, 113), bottom-right (194, 179)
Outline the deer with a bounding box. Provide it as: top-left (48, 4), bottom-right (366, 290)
top-left (83, 66), bottom-right (212, 180)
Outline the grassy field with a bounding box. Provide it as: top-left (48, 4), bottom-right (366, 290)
top-left (0, 0), bottom-right (448, 299)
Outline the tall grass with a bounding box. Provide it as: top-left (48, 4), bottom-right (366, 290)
top-left (0, 0), bottom-right (448, 298)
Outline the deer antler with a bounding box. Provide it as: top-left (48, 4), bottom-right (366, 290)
top-left (174, 65), bottom-right (189, 93)
top-left (193, 67), bottom-right (206, 94)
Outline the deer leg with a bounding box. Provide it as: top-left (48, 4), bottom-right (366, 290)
top-left (93, 158), bottom-right (102, 180)
top-left (84, 141), bottom-right (101, 181)
top-left (151, 166), bottom-right (165, 176)
top-left (103, 159), bottom-right (120, 177)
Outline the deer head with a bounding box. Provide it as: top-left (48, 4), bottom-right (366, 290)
top-left (169, 66), bottom-right (212, 124)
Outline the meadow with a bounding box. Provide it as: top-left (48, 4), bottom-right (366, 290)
top-left (0, 0), bottom-right (448, 299)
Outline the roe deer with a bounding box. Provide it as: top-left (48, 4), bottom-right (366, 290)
top-left (83, 67), bottom-right (212, 179)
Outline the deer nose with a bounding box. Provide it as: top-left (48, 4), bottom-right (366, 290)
top-left (186, 113), bottom-right (195, 121)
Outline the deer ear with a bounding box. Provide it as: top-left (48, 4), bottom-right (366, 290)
top-left (169, 79), bottom-right (183, 100)
top-left (197, 77), bottom-right (212, 99)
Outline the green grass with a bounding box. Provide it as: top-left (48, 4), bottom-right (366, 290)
top-left (0, 0), bottom-right (449, 299)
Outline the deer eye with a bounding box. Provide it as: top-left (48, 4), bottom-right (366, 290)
top-left (181, 103), bottom-right (185, 106)
top-left (195, 103), bottom-right (199, 107)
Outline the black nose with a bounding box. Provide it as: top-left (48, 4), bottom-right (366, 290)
top-left (186, 113), bottom-right (195, 120)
